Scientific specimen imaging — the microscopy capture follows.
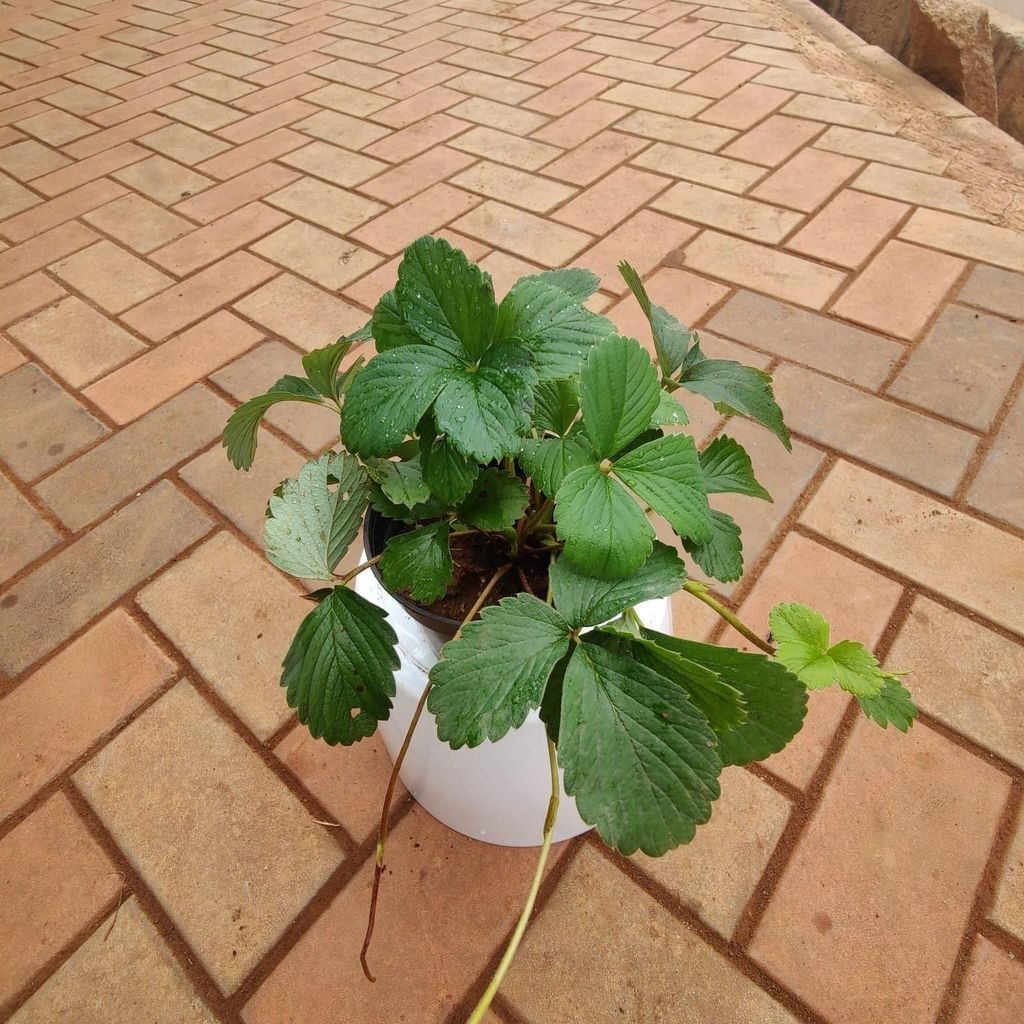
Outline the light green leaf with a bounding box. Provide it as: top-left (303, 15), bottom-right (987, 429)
top-left (684, 509), bottom-right (743, 583)
top-left (858, 674), bottom-right (917, 732)
top-left (532, 378), bottom-right (579, 436)
top-left (433, 345), bottom-right (534, 462)
top-left (342, 345), bottom-right (460, 457)
top-left (641, 630), bottom-right (808, 766)
top-left (613, 433), bottom-right (713, 543)
top-left (680, 357), bottom-right (791, 450)
top-left (264, 453), bottom-right (368, 580)
top-left (458, 468), bottom-right (529, 530)
top-left (554, 464), bottom-right (654, 579)
top-left (302, 339), bottom-right (354, 403)
top-left (222, 375), bottom-right (323, 471)
top-left (618, 260), bottom-right (693, 376)
top-left (395, 234), bottom-right (498, 361)
top-left (422, 439), bottom-right (477, 505)
top-left (558, 640), bottom-right (721, 855)
top-left (651, 390), bottom-right (689, 427)
top-left (427, 594), bottom-right (572, 747)
top-left (519, 434), bottom-right (594, 498)
top-left (281, 587), bottom-right (399, 745)
top-left (549, 542), bottom-right (686, 628)
top-left (770, 601), bottom-right (829, 651)
top-left (699, 435), bottom-right (771, 501)
top-left (592, 628), bottom-right (746, 732)
top-left (769, 602), bottom-right (885, 697)
top-left (496, 277), bottom-right (616, 379)
top-left (379, 521), bottom-right (453, 604)
top-left (515, 267), bottom-right (600, 301)
top-left (580, 335), bottom-right (661, 458)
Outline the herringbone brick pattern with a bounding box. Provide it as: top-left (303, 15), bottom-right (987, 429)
top-left (1, 0), bottom-right (1023, 1021)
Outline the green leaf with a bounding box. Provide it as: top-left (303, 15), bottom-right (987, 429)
top-left (613, 433), bottom-right (713, 543)
top-left (651, 390), bottom-right (689, 427)
top-left (368, 483), bottom-right (443, 524)
top-left (342, 345), bottom-right (460, 457)
top-left (515, 267), bottom-right (600, 301)
top-left (302, 339), bottom-right (354, 403)
top-left (223, 375), bottom-right (323, 470)
top-left (264, 453), bottom-right (368, 580)
top-left (346, 320), bottom-right (373, 343)
top-left (458, 468), bottom-right (529, 530)
top-left (616, 426), bottom-right (663, 458)
top-left (769, 602), bottom-right (885, 697)
top-left (558, 640), bottom-right (721, 855)
top-left (433, 343), bottom-right (535, 462)
top-left (591, 628), bottom-right (747, 733)
top-left (641, 631), bottom-right (808, 766)
top-left (421, 439), bottom-right (478, 504)
top-left (281, 587), bottom-right (399, 745)
top-left (618, 260), bottom-right (693, 376)
top-left (427, 594), bottom-right (572, 747)
top-left (645, 649), bottom-right (745, 733)
top-left (680, 357), bottom-right (791, 450)
top-left (379, 521), bottom-right (453, 604)
top-left (480, 336), bottom-right (537, 399)
top-left (372, 290), bottom-right (419, 350)
top-left (683, 509), bottom-right (743, 583)
top-left (554, 464), bottom-right (654, 579)
top-left (336, 355), bottom-right (363, 396)
top-left (520, 435), bottom-right (594, 498)
top-left (532, 378), bottom-right (579, 436)
top-left (699, 435), bottom-right (771, 501)
top-left (497, 277), bottom-right (617, 379)
top-left (858, 674), bottom-right (917, 732)
top-left (579, 335), bottom-right (661, 458)
top-left (369, 458), bottom-right (432, 508)
top-left (549, 542), bottom-right (686, 628)
top-left (539, 651), bottom-right (571, 744)
top-left (395, 235), bottom-right (498, 361)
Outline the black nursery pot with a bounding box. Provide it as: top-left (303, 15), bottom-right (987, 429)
top-left (362, 507), bottom-right (463, 639)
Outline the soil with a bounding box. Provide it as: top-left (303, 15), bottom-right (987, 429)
top-left (408, 531), bottom-right (550, 622)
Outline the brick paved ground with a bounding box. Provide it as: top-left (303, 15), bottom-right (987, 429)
top-left (1, 0), bottom-right (1023, 1021)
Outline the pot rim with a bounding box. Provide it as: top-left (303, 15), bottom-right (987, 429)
top-left (362, 507), bottom-right (464, 637)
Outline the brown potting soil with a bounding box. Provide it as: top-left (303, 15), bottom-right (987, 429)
top-left (408, 531), bottom-right (551, 621)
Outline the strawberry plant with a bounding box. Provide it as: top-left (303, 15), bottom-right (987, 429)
top-left (225, 235), bottom-right (916, 1018)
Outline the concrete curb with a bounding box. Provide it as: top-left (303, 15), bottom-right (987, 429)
top-left (778, 0), bottom-right (1024, 142)
top-left (771, 0), bottom-right (1024, 179)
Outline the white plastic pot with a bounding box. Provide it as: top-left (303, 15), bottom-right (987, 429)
top-left (354, 556), bottom-right (672, 848)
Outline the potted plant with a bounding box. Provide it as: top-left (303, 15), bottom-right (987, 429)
top-left (224, 235), bottom-right (917, 1019)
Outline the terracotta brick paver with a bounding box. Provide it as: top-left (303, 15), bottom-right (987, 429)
top-left (1, 1), bottom-right (1023, 1022)
top-left (955, 937), bottom-right (1024, 1024)
top-left (9, 898), bottom-right (218, 1024)
top-left (750, 719), bottom-right (1010, 1024)
top-left (243, 806), bottom-right (558, 1024)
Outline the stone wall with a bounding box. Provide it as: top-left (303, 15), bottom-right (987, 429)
top-left (814, 0), bottom-right (1024, 141)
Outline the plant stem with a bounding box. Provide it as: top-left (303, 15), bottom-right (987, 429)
top-left (466, 738), bottom-right (560, 1023)
top-left (335, 554), bottom-right (381, 586)
top-left (519, 497), bottom-right (554, 547)
top-left (359, 562), bottom-right (512, 983)
top-left (683, 580), bottom-right (775, 655)
top-left (516, 564), bottom-right (535, 597)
